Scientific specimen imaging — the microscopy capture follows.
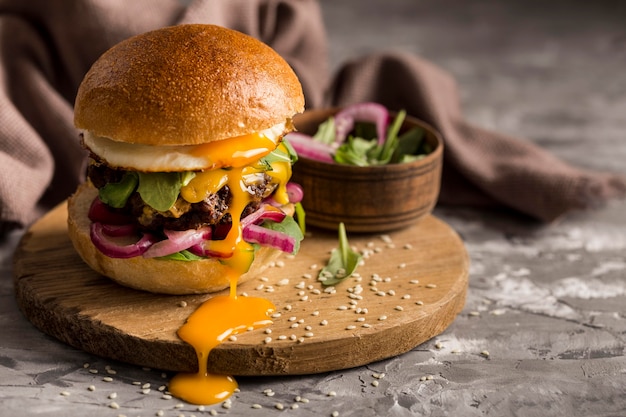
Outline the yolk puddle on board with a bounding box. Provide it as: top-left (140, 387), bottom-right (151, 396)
top-left (168, 278), bottom-right (275, 405)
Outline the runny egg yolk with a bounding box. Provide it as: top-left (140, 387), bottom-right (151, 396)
top-left (168, 135), bottom-right (293, 405)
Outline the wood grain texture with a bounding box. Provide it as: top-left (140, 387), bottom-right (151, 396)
top-left (13, 201), bottom-right (469, 376)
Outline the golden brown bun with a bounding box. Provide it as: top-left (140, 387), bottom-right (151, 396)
top-left (74, 24), bottom-right (304, 146)
top-left (67, 183), bottom-right (284, 295)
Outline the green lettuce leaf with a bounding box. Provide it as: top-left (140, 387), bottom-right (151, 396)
top-left (98, 172), bottom-right (139, 208)
top-left (136, 172), bottom-right (185, 212)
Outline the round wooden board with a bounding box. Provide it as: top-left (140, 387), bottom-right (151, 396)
top-left (13, 201), bottom-right (469, 376)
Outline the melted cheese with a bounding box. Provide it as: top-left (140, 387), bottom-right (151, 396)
top-left (81, 122), bottom-right (286, 172)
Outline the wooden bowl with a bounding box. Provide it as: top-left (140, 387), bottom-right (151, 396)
top-left (290, 108), bottom-right (443, 233)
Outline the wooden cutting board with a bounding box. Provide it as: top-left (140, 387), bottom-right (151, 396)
top-left (13, 201), bottom-right (469, 376)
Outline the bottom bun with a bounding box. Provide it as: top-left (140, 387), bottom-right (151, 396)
top-left (67, 183), bottom-right (284, 295)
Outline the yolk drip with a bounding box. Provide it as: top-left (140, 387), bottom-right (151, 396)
top-left (168, 271), bottom-right (275, 405)
top-left (169, 138), bottom-right (292, 405)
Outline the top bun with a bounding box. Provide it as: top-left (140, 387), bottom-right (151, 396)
top-left (74, 24), bottom-right (304, 146)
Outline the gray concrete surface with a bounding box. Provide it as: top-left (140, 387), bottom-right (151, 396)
top-left (2, 1), bottom-right (625, 416)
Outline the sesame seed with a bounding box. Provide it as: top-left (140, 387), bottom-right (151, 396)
top-left (132, 381), bottom-right (141, 386)
top-left (87, 385), bottom-right (95, 391)
top-left (402, 294), bottom-right (411, 299)
top-left (275, 403), bottom-right (284, 410)
top-left (387, 290), bottom-right (396, 296)
top-left (362, 324), bottom-right (371, 328)
top-left (156, 411), bottom-right (165, 417)
top-left (255, 284), bottom-right (265, 290)
top-left (425, 283), bottom-right (437, 289)
top-left (305, 325), bottom-right (312, 331)
top-left (229, 335), bottom-right (237, 341)
top-left (142, 383), bottom-right (151, 389)
top-left (376, 291), bottom-right (386, 297)
top-left (109, 392), bottom-right (118, 399)
top-left (276, 278), bottom-right (289, 286)
top-left (346, 325), bottom-right (356, 330)
top-left (295, 281), bottom-right (306, 289)
top-left (378, 315), bottom-right (387, 321)
top-left (300, 295), bottom-right (309, 301)
top-left (356, 317), bottom-right (365, 322)
top-left (324, 287), bottom-right (336, 294)
top-left (285, 305), bottom-right (293, 311)
top-left (291, 404), bottom-right (299, 409)
top-left (332, 411), bottom-right (339, 417)
top-left (209, 410), bottom-right (218, 416)
top-left (371, 380), bottom-right (379, 387)
top-left (416, 301), bottom-right (424, 306)
top-left (290, 323), bottom-right (299, 328)
top-left (312, 289), bottom-right (321, 295)
top-left (278, 335), bottom-right (287, 340)
top-left (271, 312), bottom-right (282, 318)
top-left (222, 402), bottom-right (232, 409)
top-left (384, 277), bottom-right (392, 283)
top-left (178, 301), bottom-right (188, 308)
top-left (89, 369), bottom-right (98, 374)
top-left (304, 332), bottom-right (314, 337)
top-left (394, 306), bottom-right (404, 311)
top-left (264, 337), bottom-right (272, 344)
top-left (158, 385), bottom-right (166, 391)
top-left (481, 350), bottom-right (490, 357)
top-left (290, 334), bottom-right (298, 341)
top-left (162, 394), bottom-right (172, 400)
top-left (252, 404), bottom-right (262, 409)
top-left (103, 377), bottom-right (113, 382)
top-left (288, 316), bottom-right (297, 321)
top-left (174, 403), bottom-right (184, 409)
top-left (338, 305), bottom-right (348, 310)
top-left (427, 375), bottom-right (434, 380)
top-left (469, 311), bottom-right (481, 317)
top-left (327, 391), bottom-right (337, 397)
top-left (142, 389), bottom-right (151, 394)
top-left (312, 310), bottom-right (320, 316)
top-left (265, 328), bottom-right (272, 334)
top-left (60, 391), bottom-right (70, 396)
top-left (409, 279), bottom-right (419, 284)
top-left (303, 273), bottom-right (313, 279)
top-left (276, 261), bottom-right (285, 267)
top-left (260, 277), bottom-right (269, 282)
top-left (398, 263), bottom-right (406, 269)
top-left (435, 342), bottom-right (443, 349)
top-left (109, 402), bottom-right (120, 409)
top-left (300, 397), bottom-right (310, 403)
top-left (320, 320), bottom-right (328, 326)
top-left (106, 368), bottom-right (117, 375)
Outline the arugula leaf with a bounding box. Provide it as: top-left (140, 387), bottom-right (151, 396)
top-left (318, 222), bottom-right (362, 286)
top-left (136, 172), bottom-right (184, 212)
top-left (392, 125), bottom-right (425, 163)
top-left (312, 117), bottom-right (336, 145)
top-left (98, 172), bottom-right (139, 208)
top-left (157, 249), bottom-right (205, 261)
top-left (334, 136), bottom-right (374, 166)
top-left (294, 202), bottom-right (306, 235)
top-left (261, 215), bottom-right (305, 255)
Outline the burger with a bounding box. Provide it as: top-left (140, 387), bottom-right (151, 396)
top-left (67, 24), bottom-right (305, 295)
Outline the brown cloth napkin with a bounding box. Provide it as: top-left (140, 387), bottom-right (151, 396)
top-left (0, 0), bottom-right (623, 233)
